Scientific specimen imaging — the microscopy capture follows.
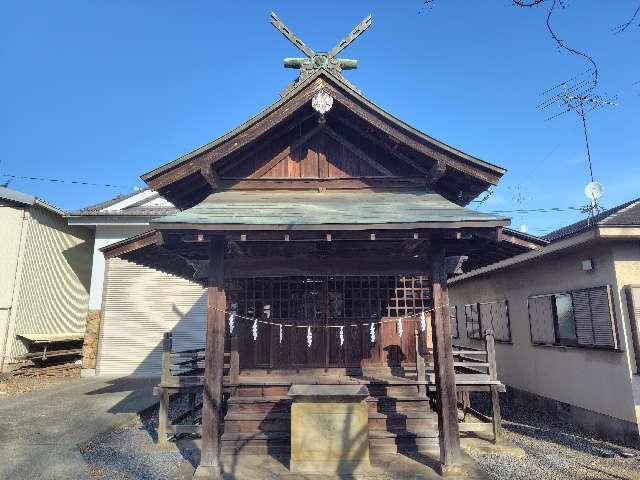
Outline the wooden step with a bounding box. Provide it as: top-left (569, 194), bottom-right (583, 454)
top-left (367, 396), bottom-right (431, 413)
top-left (224, 412), bottom-right (291, 433)
top-left (220, 431), bottom-right (290, 455)
top-left (226, 396), bottom-right (292, 414)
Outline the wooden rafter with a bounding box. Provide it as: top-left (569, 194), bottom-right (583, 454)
top-left (323, 126), bottom-right (394, 176)
top-left (330, 115), bottom-right (429, 175)
top-left (217, 111), bottom-right (317, 176)
top-left (425, 160), bottom-right (447, 188)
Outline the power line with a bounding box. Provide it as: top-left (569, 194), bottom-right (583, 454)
top-left (1, 173), bottom-right (139, 190)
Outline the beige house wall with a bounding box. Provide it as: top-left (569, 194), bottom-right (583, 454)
top-left (0, 204), bottom-right (28, 369)
top-left (449, 240), bottom-right (638, 425)
top-left (5, 205), bottom-right (94, 360)
top-left (610, 241), bottom-right (640, 427)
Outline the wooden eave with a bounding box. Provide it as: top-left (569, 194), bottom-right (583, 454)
top-left (100, 224), bottom-right (541, 283)
top-left (141, 71), bottom-right (506, 208)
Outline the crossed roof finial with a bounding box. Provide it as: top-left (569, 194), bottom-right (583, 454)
top-left (270, 12), bottom-right (372, 96)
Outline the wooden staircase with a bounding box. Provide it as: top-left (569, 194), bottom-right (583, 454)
top-left (220, 378), bottom-right (439, 458)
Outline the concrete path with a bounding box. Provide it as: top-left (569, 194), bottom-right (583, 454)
top-left (0, 376), bottom-right (158, 480)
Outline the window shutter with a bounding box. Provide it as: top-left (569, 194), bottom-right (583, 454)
top-left (450, 305), bottom-right (459, 339)
top-left (479, 302), bottom-right (494, 335)
top-left (625, 286), bottom-right (640, 372)
top-left (572, 289), bottom-right (595, 346)
top-left (465, 304), bottom-right (481, 339)
top-left (494, 300), bottom-right (511, 342)
top-left (588, 286), bottom-right (617, 349)
top-left (528, 296), bottom-right (555, 344)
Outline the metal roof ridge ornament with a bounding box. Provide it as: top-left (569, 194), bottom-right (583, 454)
top-left (311, 90), bottom-right (333, 124)
top-left (270, 12), bottom-right (372, 97)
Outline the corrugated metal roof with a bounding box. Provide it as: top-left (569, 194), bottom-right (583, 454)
top-left (544, 198), bottom-right (640, 242)
top-left (0, 186), bottom-right (65, 216)
top-left (152, 190), bottom-right (508, 228)
top-left (69, 189), bottom-right (177, 217)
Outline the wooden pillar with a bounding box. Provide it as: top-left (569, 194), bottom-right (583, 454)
top-left (485, 329), bottom-right (503, 443)
top-left (429, 239), bottom-right (462, 472)
top-left (195, 236), bottom-right (226, 479)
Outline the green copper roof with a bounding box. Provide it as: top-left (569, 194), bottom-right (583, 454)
top-left (151, 190), bottom-right (509, 230)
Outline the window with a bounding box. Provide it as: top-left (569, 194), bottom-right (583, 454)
top-left (479, 300), bottom-right (511, 343)
top-left (528, 285), bottom-right (618, 349)
top-left (465, 303), bottom-right (481, 339)
top-left (450, 305), bottom-right (459, 339)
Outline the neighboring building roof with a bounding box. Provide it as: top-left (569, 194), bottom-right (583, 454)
top-left (0, 185), bottom-right (65, 216)
top-left (544, 198), bottom-right (640, 242)
top-left (69, 189), bottom-right (177, 219)
top-left (151, 190), bottom-right (509, 230)
top-left (452, 196), bottom-right (640, 283)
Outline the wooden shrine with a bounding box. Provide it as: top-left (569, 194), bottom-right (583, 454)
top-left (101, 13), bottom-right (533, 479)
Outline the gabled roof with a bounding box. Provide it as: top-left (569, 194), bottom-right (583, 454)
top-left (544, 198), bottom-right (640, 242)
top-left (141, 70), bottom-right (506, 208)
top-left (142, 71), bottom-right (505, 185)
top-left (69, 189), bottom-right (177, 218)
top-left (0, 186), bottom-right (65, 216)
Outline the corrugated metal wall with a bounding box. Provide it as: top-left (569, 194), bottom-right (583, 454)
top-left (97, 257), bottom-right (206, 376)
top-left (0, 204), bottom-right (27, 368)
top-left (9, 206), bottom-right (94, 359)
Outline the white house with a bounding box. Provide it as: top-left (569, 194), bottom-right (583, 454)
top-left (67, 189), bottom-right (207, 376)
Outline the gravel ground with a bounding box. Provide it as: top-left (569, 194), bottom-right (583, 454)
top-left (0, 361), bottom-right (80, 399)
top-left (81, 394), bottom-right (199, 480)
top-left (81, 390), bottom-right (640, 480)
top-left (468, 394), bottom-right (640, 480)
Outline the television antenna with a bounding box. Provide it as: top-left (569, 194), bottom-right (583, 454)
top-left (538, 69), bottom-right (617, 217)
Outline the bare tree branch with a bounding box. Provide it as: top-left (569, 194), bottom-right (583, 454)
top-left (612, 3), bottom-right (640, 34)
top-left (514, 0), bottom-right (598, 91)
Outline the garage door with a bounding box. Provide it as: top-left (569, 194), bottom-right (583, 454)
top-left (97, 258), bottom-right (206, 376)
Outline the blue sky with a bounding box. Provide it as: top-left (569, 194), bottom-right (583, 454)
top-left (1, 1), bottom-right (638, 235)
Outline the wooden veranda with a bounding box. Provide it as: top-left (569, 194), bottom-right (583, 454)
top-left (98, 14), bottom-right (542, 477)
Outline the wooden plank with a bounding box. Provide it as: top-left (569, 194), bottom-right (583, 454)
top-left (250, 125), bottom-right (322, 178)
top-left (429, 238), bottom-right (462, 469)
top-left (199, 236), bottom-right (226, 471)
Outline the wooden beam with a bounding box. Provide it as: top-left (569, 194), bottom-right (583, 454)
top-left (224, 255), bottom-right (428, 278)
top-left (219, 176), bottom-right (426, 190)
top-left (323, 126), bottom-right (395, 176)
top-left (250, 124), bottom-right (323, 178)
top-left (324, 82), bottom-right (502, 185)
top-left (200, 164), bottom-right (220, 189)
top-left (330, 115), bottom-right (430, 175)
top-left (196, 236), bottom-right (226, 478)
top-left (425, 160), bottom-right (447, 189)
top-left (217, 111), bottom-right (317, 175)
top-left (429, 238), bottom-right (462, 472)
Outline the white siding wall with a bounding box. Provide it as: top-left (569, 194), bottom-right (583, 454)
top-left (89, 225), bottom-right (148, 309)
top-left (97, 257), bottom-right (206, 376)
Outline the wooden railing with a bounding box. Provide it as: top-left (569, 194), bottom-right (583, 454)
top-left (418, 329), bottom-right (504, 442)
top-left (156, 332), bottom-right (238, 445)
